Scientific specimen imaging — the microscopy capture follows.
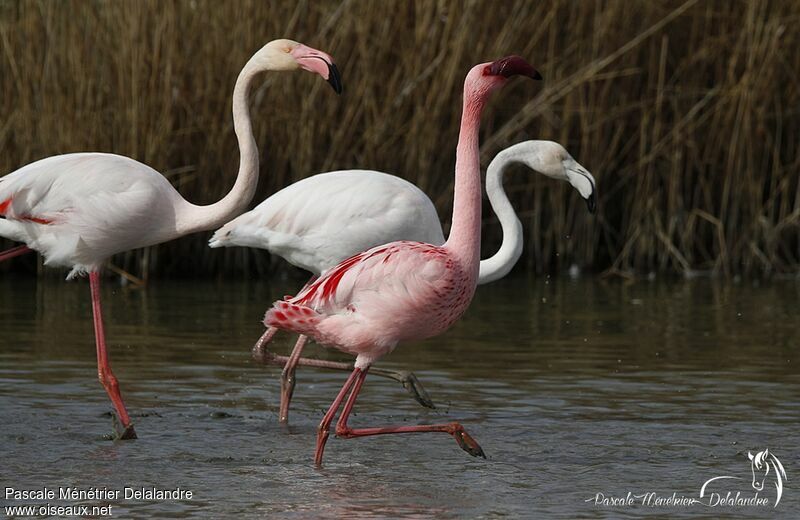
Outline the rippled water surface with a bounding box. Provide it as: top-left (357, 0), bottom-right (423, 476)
top-left (0, 275), bottom-right (798, 518)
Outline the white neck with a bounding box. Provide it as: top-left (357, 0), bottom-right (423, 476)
top-left (177, 60), bottom-right (261, 234)
top-left (477, 145), bottom-right (526, 284)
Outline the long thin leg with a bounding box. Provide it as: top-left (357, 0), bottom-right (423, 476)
top-left (89, 271), bottom-right (136, 440)
top-left (0, 245), bottom-right (32, 262)
top-left (253, 342), bottom-right (434, 409)
top-left (315, 367), bottom-right (362, 466)
top-left (317, 366), bottom-right (485, 466)
top-left (278, 334), bottom-right (308, 423)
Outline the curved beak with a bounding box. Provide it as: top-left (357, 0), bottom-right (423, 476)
top-left (486, 55), bottom-right (543, 80)
top-left (290, 44), bottom-right (343, 94)
top-left (326, 62), bottom-right (343, 94)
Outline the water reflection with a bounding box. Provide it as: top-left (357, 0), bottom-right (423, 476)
top-left (0, 276), bottom-right (798, 517)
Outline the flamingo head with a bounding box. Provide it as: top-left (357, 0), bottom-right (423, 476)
top-left (253, 39), bottom-right (342, 94)
top-left (522, 141), bottom-right (597, 213)
top-left (465, 55), bottom-right (542, 100)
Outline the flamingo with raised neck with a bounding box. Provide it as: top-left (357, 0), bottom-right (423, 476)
top-left (263, 55), bottom-right (542, 465)
top-left (0, 38), bottom-right (342, 439)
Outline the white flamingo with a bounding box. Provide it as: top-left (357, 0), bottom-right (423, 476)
top-left (0, 39), bottom-right (342, 439)
top-left (210, 140), bottom-right (596, 421)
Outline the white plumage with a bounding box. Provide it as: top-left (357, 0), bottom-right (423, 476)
top-left (210, 170), bottom-right (444, 273)
top-left (0, 153), bottom-right (191, 278)
top-left (210, 140), bottom-right (597, 283)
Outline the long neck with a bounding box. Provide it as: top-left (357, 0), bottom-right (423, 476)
top-left (178, 62), bottom-right (260, 233)
top-left (443, 95), bottom-right (484, 274)
top-left (477, 147), bottom-right (525, 285)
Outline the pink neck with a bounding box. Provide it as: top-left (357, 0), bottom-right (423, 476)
top-left (444, 95), bottom-right (484, 275)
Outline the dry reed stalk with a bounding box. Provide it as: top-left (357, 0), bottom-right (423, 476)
top-left (0, 0), bottom-right (797, 279)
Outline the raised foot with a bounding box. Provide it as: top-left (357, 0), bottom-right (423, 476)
top-left (452, 426), bottom-right (486, 459)
top-left (400, 372), bottom-right (435, 409)
top-left (372, 368), bottom-right (436, 409)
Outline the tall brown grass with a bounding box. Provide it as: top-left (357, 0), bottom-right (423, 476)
top-left (1, 0), bottom-right (798, 279)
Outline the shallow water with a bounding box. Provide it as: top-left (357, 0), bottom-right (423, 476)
top-left (0, 275), bottom-right (798, 518)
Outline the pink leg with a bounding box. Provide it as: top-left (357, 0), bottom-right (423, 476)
top-left (89, 271), bottom-right (137, 440)
top-left (255, 337), bottom-right (348, 369)
top-left (0, 245), bottom-right (32, 262)
top-left (314, 367), bottom-right (362, 466)
top-left (315, 366), bottom-right (485, 466)
top-left (278, 334), bottom-right (309, 423)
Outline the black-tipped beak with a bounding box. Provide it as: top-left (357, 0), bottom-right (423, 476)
top-left (486, 55), bottom-right (542, 80)
top-left (327, 62), bottom-right (343, 94)
top-left (586, 192), bottom-right (596, 214)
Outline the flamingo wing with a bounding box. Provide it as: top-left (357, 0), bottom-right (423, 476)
top-left (265, 240), bottom-right (464, 357)
top-left (293, 241), bottom-right (451, 311)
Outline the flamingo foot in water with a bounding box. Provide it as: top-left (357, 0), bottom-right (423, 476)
top-left (111, 414), bottom-right (138, 440)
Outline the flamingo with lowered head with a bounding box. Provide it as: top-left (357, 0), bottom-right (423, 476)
top-left (263, 55), bottom-right (543, 465)
top-left (210, 140), bottom-right (596, 421)
top-left (0, 39), bottom-right (342, 439)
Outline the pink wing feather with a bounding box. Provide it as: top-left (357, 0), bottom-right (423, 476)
top-left (264, 240), bottom-right (471, 360)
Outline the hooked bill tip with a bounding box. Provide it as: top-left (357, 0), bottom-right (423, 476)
top-left (586, 192), bottom-right (596, 214)
top-left (327, 62), bottom-right (343, 94)
top-left (486, 55), bottom-right (542, 80)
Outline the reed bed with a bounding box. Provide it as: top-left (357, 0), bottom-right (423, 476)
top-left (1, 0), bottom-right (798, 279)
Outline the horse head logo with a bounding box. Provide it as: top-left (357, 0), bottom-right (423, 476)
top-left (748, 449), bottom-right (787, 505)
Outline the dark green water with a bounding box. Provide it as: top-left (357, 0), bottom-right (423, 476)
top-left (0, 276), bottom-right (798, 518)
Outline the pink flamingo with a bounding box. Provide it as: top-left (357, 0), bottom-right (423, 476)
top-left (263, 56), bottom-right (542, 465)
top-left (211, 141), bottom-right (596, 421)
top-left (0, 39), bottom-right (341, 439)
